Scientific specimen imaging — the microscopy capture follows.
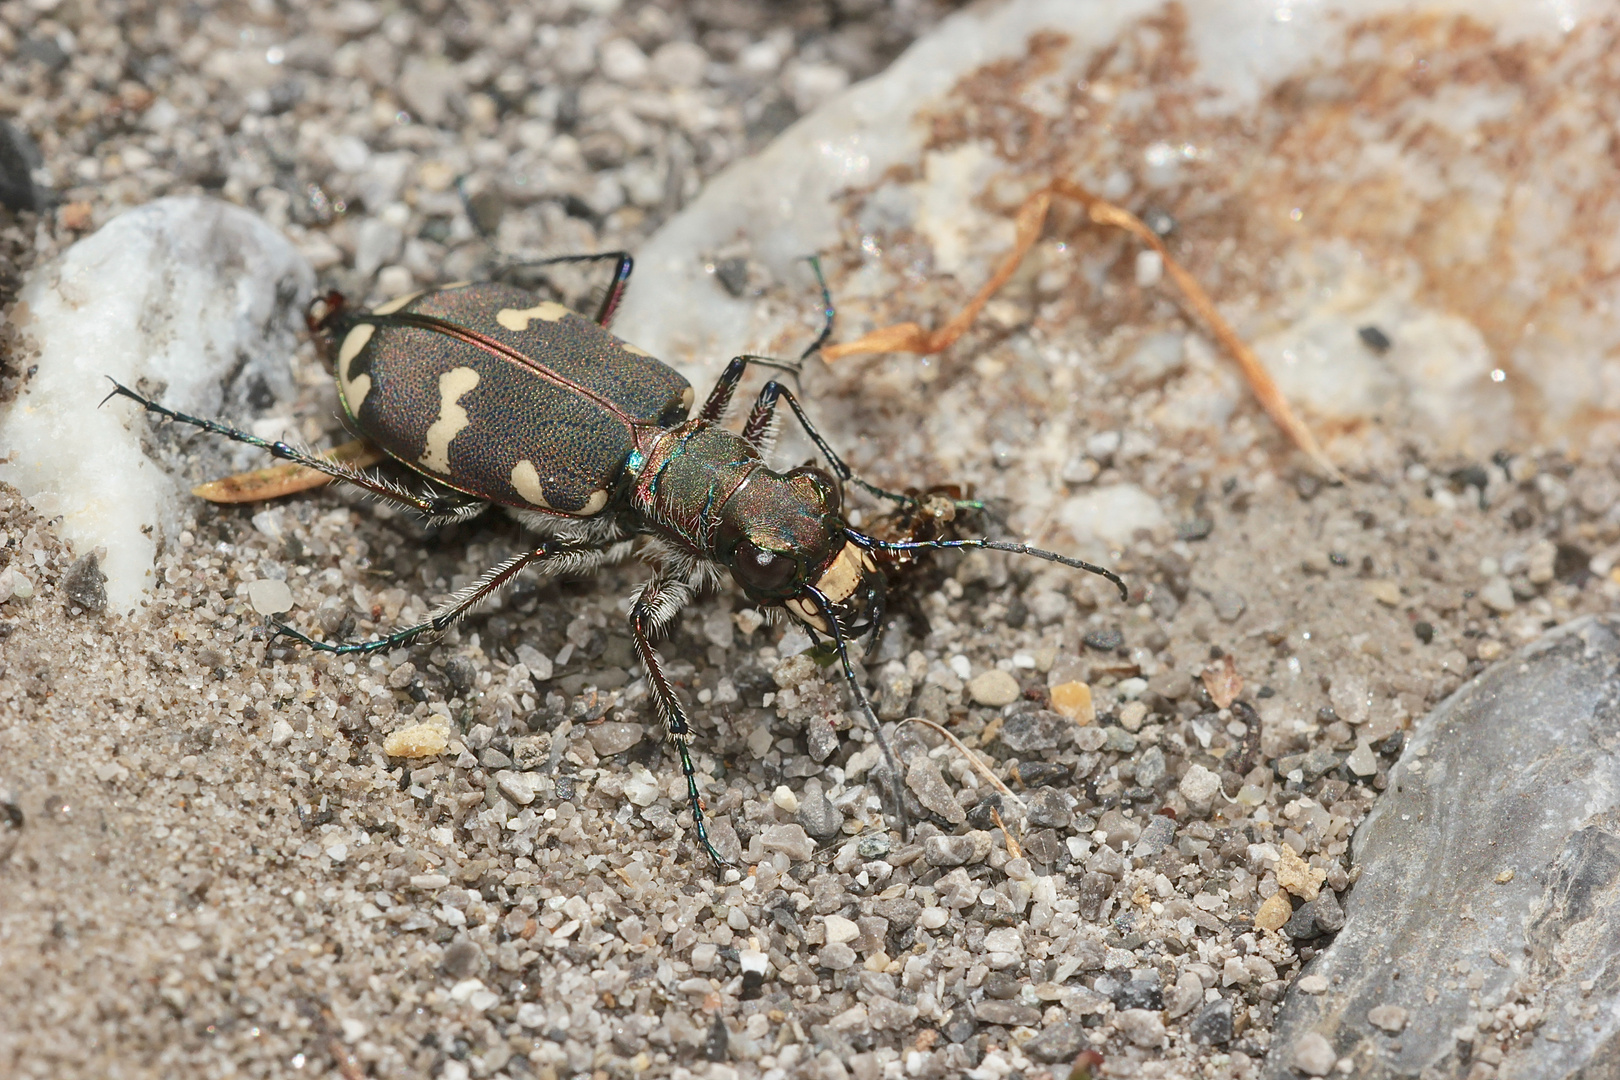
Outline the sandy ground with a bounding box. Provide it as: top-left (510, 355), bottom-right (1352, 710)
top-left (3, 2), bottom-right (1617, 1079)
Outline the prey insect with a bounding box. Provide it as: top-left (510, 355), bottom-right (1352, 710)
top-left (104, 253), bottom-right (1126, 867)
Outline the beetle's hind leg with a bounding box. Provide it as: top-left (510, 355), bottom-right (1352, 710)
top-left (273, 539), bottom-right (629, 656)
top-left (102, 379), bottom-right (478, 520)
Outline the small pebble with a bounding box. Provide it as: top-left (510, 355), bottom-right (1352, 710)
top-left (586, 722), bottom-right (644, 756)
top-left (1290, 1031), bottom-right (1337, 1076)
top-left (1083, 627), bottom-right (1124, 651)
top-left (923, 834), bottom-right (977, 867)
top-left (1210, 589), bottom-right (1246, 622)
top-left (967, 668), bottom-right (1020, 706)
top-left (1366, 580), bottom-right (1402, 607)
top-left (1180, 764), bottom-right (1222, 817)
top-left (1479, 575), bottom-right (1516, 613)
top-left (1114, 1007), bottom-right (1166, 1048)
top-left (1049, 680), bottom-right (1095, 723)
top-left (824, 914), bottom-right (859, 945)
top-left (622, 767), bottom-right (661, 808)
top-left (1277, 844), bottom-right (1328, 901)
top-left (1297, 974), bottom-right (1330, 995)
top-left (1346, 738), bottom-right (1377, 777)
top-left (760, 823), bottom-right (815, 863)
top-left (383, 721), bottom-right (448, 759)
top-left (1367, 1003), bottom-right (1408, 1033)
top-left (907, 758), bottom-right (966, 824)
top-left (1254, 891), bottom-right (1293, 932)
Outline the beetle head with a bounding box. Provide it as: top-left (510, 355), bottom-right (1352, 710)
top-left (724, 465), bottom-right (885, 639)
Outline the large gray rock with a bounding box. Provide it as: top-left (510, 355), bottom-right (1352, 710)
top-left (1266, 616), bottom-right (1620, 1079)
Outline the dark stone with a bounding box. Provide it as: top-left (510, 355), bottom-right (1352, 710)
top-left (1132, 815), bottom-right (1177, 861)
top-left (1312, 888), bottom-right (1344, 934)
top-left (1023, 828), bottom-right (1066, 867)
top-left (981, 971), bottom-right (1021, 1000)
top-left (1083, 627), bottom-right (1125, 651)
top-left (1414, 620), bottom-right (1435, 644)
top-left (439, 938), bottom-right (485, 979)
top-left (1263, 616), bottom-right (1620, 1080)
top-left (62, 553), bottom-right (108, 613)
top-left (1111, 977), bottom-right (1163, 1010)
top-left (1134, 746), bottom-right (1168, 789)
top-left (1014, 761), bottom-right (1071, 787)
top-left (1274, 748), bottom-right (1342, 783)
top-left (795, 785), bottom-right (842, 841)
top-left (1190, 997), bottom-right (1234, 1046)
top-left (1025, 787), bottom-right (1072, 829)
top-left (1024, 1020), bottom-right (1087, 1063)
top-left (1177, 517), bottom-right (1214, 541)
top-left (0, 119), bottom-right (47, 212)
top-left (443, 655), bottom-right (478, 695)
top-left (1357, 325), bottom-right (1392, 353)
top-left (942, 1006), bottom-right (977, 1043)
top-left (714, 257), bottom-right (750, 298)
top-left (704, 1016), bottom-right (729, 1061)
top-left (998, 709), bottom-right (1069, 753)
top-left (1283, 899), bottom-right (1319, 941)
top-left (1074, 871), bottom-right (1115, 921)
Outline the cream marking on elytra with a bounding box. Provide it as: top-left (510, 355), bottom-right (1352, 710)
top-left (419, 367), bottom-right (480, 473)
top-left (343, 373), bottom-right (372, 411)
top-left (816, 542), bottom-right (872, 604)
top-left (371, 290), bottom-right (422, 315)
top-left (621, 340), bottom-right (652, 357)
top-left (510, 459), bottom-right (553, 509)
top-left (679, 386), bottom-right (695, 410)
top-left (578, 489), bottom-right (609, 516)
top-left (338, 324), bottom-right (375, 384)
top-left (496, 301), bottom-right (570, 332)
top-left (785, 596), bottom-right (830, 633)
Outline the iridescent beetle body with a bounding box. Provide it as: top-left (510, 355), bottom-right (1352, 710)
top-left (105, 252), bottom-right (1125, 866)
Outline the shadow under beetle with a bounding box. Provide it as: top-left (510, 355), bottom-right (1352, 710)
top-left (105, 252), bottom-right (1126, 867)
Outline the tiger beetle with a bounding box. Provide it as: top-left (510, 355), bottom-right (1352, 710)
top-left (104, 252), bottom-right (1127, 867)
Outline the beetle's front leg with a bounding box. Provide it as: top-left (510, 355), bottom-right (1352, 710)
top-left (628, 574), bottom-right (730, 869)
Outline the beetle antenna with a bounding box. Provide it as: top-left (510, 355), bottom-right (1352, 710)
top-left (799, 255), bottom-right (836, 361)
top-left (845, 530), bottom-right (1129, 602)
top-left (805, 585), bottom-right (911, 837)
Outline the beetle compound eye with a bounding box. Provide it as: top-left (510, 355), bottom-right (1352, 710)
top-left (734, 539), bottom-right (797, 595)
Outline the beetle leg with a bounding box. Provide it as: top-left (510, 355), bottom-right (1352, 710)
top-left (628, 575), bottom-right (730, 869)
top-left (494, 251), bottom-right (634, 327)
top-left (743, 380), bottom-right (922, 509)
top-left (102, 379), bottom-right (481, 519)
top-left (697, 256), bottom-right (838, 422)
top-left (274, 539), bottom-right (630, 656)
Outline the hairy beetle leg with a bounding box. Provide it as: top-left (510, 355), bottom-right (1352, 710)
top-left (271, 541), bottom-right (623, 656)
top-left (101, 379), bottom-right (470, 518)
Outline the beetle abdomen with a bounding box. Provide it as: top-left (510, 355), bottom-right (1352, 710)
top-left (336, 283), bottom-right (693, 516)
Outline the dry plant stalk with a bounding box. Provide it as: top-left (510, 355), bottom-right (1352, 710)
top-left (899, 716), bottom-right (1027, 815)
top-left (192, 437), bottom-right (384, 503)
top-left (823, 178), bottom-right (1342, 481)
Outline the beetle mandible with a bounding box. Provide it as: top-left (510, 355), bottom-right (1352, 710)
top-left (105, 252), bottom-right (1126, 866)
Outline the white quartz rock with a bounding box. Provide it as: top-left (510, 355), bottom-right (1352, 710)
top-left (0, 196), bottom-right (312, 612)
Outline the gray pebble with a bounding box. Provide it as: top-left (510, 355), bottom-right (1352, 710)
top-left (1190, 996), bottom-right (1234, 1045)
top-left (586, 721), bottom-right (644, 757)
top-left (973, 1000), bottom-right (1041, 1027)
top-left (1083, 627), bottom-right (1125, 651)
top-left (1211, 588), bottom-right (1247, 622)
top-left (1025, 787), bottom-right (1072, 829)
top-left (1023, 1019), bottom-right (1086, 1063)
top-left (62, 554), bottom-right (107, 614)
top-left (1075, 871), bottom-right (1116, 920)
top-left (806, 715), bottom-right (839, 762)
top-left (874, 665), bottom-right (914, 720)
top-left (1289, 1031), bottom-right (1336, 1077)
top-left (440, 938), bottom-right (485, 980)
top-left (998, 709), bottom-right (1069, 752)
top-left (1104, 727), bottom-right (1138, 754)
top-left (922, 834), bottom-right (976, 867)
top-left (760, 823), bottom-right (815, 863)
top-left (479, 747), bottom-right (513, 770)
top-left (795, 783), bottom-right (842, 841)
top-left (981, 971), bottom-right (1021, 999)
top-left (1132, 814), bottom-right (1178, 860)
top-left (1134, 745), bottom-right (1168, 788)
top-left (906, 758), bottom-right (966, 824)
top-left (818, 942), bottom-right (856, 970)
top-left (857, 833), bottom-right (892, 859)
